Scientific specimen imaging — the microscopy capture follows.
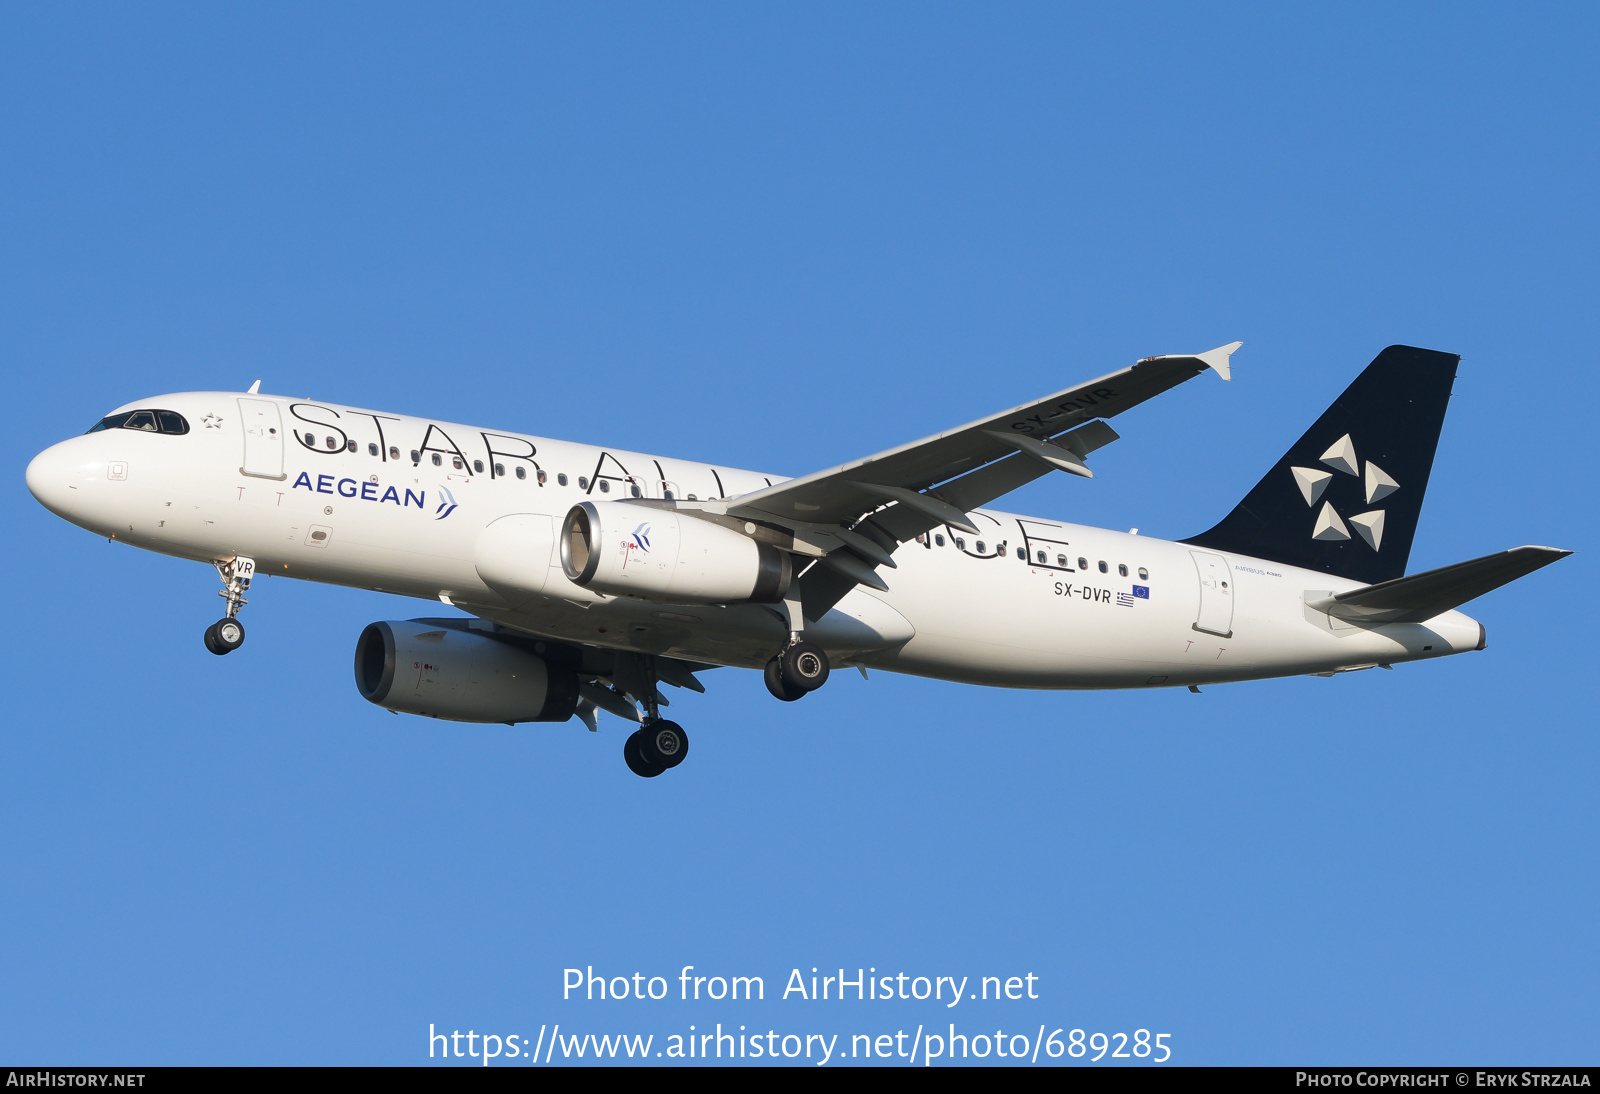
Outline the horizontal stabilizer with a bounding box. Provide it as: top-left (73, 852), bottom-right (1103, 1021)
top-left (1308, 546), bottom-right (1571, 624)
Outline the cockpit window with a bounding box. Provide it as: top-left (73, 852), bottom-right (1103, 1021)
top-left (86, 409), bottom-right (191, 435)
top-left (87, 413), bottom-right (131, 433)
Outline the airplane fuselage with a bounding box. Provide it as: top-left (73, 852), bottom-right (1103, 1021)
top-left (25, 391), bottom-right (1486, 690)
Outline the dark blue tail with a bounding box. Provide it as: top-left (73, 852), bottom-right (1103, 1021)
top-left (1183, 345), bottom-right (1458, 584)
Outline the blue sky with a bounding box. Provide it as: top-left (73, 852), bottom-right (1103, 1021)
top-left (2, 3), bottom-right (1595, 1066)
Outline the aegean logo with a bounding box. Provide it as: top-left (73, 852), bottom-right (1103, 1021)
top-left (617, 522), bottom-right (652, 571)
top-left (435, 486), bottom-right (458, 521)
top-left (1290, 433), bottom-right (1398, 550)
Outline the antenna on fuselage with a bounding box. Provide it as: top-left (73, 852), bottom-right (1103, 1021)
top-left (246, 380), bottom-right (261, 394)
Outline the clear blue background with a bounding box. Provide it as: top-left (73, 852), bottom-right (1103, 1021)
top-left (2, 3), bottom-right (1594, 1066)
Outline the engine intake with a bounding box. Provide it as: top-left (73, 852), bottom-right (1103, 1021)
top-left (354, 620), bottom-right (579, 724)
top-left (560, 501), bottom-right (791, 604)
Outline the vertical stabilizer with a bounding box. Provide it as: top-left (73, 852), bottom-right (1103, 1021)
top-left (1183, 345), bottom-right (1459, 584)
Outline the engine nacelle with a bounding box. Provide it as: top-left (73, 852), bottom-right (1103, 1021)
top-left (354, 620), bottom-right (580, 724)
top-left (560, 501), bottom-right (791, 604)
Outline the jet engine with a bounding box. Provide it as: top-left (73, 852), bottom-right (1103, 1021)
top-left (560, 501), bottom-right (791, 604)
top-left (354, 620), bottom-right (580, 723)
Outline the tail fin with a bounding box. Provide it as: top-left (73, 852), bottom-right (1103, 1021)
top-left (1183, 345), bottom-right (1459, 584)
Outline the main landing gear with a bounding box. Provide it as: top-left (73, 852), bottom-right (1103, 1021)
top-left (764, 640), bottom-right (830, 702)
top-left (622, 661), bottom-right (690, 778)
top-left (623, 720), bottom-right (689, 779)
top-left (204, 555), bottom-right (255, 656)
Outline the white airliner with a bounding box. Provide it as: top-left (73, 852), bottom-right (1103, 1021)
top-left (26, 343), bottom-right (1568, 776)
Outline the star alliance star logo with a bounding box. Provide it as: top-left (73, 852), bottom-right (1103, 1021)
top-left (201, 413), bottom-right (224, 429)
top-left (1289, 433), bottom-right (1397, 550)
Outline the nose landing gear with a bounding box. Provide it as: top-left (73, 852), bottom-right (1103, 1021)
top-left (204, 616), bottom-right (246, 655)
top-left (204, 556), bottom-right (255, 656)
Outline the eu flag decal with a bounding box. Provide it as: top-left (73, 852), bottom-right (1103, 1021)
top-left (1132, 585), bottom-right (1149, 599)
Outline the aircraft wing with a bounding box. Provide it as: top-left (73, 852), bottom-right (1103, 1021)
top-left (689, 342), bottom-right (1241, 617)
top-left (720, 342), bottom-right (1239, 529)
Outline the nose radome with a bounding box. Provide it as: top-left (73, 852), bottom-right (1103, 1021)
top-left (26, 440), bottom-right (84, 519)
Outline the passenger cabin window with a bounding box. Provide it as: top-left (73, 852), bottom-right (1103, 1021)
top-left (954, 537), bottom-right (966, 550)
top-left (518, 467), bottom-right (529, 481)
top-left (663, 489), bottom-right (675, 500)
top-left (1018, 547), bottom-right (1027, 560)
top-left (532, 469), bottom-right (542, 483)
top-left (410, 450), bottom-right (420, 463)
top-left (1138, 567), bottom-right (1148, 580)
top-left (325, 436), bottom-right (338, 450)
top-left (493, 462), bottom-right (504, 476)
top-left (431, 453), bottom-right (442, 466)
top-left (558, 474), bottom-right (569, 486)
top-left (389, 446), bottom-right (400, 460)
top-left (578, 476), bottom-right (588, 489)
top-left (452, 457), bottom-right (463, 470)
top-left (935, 534), bottom-right (945, 546)
top-left (631, 484), bottom-right (641, 498)
top-left (1118, 564), bottom-right (1128, 577)
top-left (975, 541), bottom-right (986, 553)
top-left (368, 443), bottom-right (379, 456)
top-left (88, 409), bottom-right (191, 435)
top-left (346, 439), bottom-right (357, 452)
top-left (1078, 557), bottom-right (1088, 570)
top-left (1057, 554), bottom-right (1069, 567)
top-left (1036, 550), bottom-right (1047, 564)
top-left (474, 460), bottom-right (484, 473)
top-left (599, 479), bottom-right (610, 493)
top-left (1098, 560), bottom-right (1108, 573)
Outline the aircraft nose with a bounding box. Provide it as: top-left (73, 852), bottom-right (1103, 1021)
top-left (26, 440), bottom-right (85, 519)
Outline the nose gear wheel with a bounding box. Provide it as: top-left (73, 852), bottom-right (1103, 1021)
top-left (205, 556), bottom-right (255, 655)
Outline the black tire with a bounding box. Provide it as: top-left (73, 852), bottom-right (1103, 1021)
top-left (640, 720), bottom-right (689, 769)
top-left (781, 641), bottom-right (830, 691)
top-left (623, 730), bottom-right (663, 778)
top-left (203, 623), bottom-right (224, 656)
top-left (764, 656), bottom-right (806, 702)
top-left (211, 617), bottom-right (245, 653)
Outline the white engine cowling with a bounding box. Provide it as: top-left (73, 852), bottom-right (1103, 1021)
top-left (560, 501), bottom-right (791, 604)
top-left (354, 620), bottom-right (579, 723)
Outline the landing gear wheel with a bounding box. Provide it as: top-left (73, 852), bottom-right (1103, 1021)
top-left (640, 720), bottom-right (689, 769)
top-left (781, 641), bottom-right (830, 692)
top-left (764, 656), bottom-right (807, 702)
top-left (623, 730), bottom-right (663, 778)
top-left (204, 617), bottom-right (245, 656)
